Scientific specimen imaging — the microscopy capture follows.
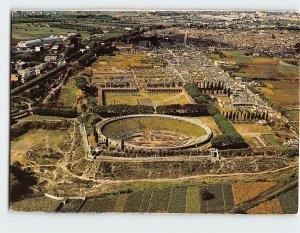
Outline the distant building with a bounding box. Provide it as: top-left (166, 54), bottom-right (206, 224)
top-left (139, 40), bottom-right (152, 48)
top-left (283, 139), bottom-right (299, 148)
top-left (235, 77), bottom-right (243, 84)
top-left (44, 55), bottom-right (59, 62)
top-left (17, 35), bottom-right (63, 48)
top-left (258, 119), bottom-right (268, 126)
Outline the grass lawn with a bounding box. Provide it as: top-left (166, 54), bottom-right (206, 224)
top-left (12, 23), bottom-right (74, 43)
top-left (233, 123), bottom-right (272, 134)
top-left (192, 116), bottom-right (222, 135)
top-left (105, 92), bottom-right (190, 106)
top-left (261, 134), bottom-right (286, 149)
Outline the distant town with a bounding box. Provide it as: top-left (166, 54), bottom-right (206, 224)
top-left (10, 11), bottom-right (299, 214)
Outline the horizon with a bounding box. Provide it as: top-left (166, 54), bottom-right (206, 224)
top-left (9, 0), bottom-right (300, 11)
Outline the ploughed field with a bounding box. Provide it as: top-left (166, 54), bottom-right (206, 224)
top-left (11, 183), bottom-right (297, 214)
top-left (101, 116), bottom-right (207, 141)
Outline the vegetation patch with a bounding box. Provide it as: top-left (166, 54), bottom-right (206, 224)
top-left (185, 186), bottom-right (200, 213)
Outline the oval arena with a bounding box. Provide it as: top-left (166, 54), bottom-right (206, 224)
top-left (97, 114), bottom-right (213, 150)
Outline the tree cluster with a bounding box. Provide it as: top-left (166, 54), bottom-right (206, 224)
top-left (77, 43), bottom-right (117, 67)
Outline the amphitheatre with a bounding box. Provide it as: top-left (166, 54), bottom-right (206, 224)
top-left (98, 114), bottom-right (212, 150)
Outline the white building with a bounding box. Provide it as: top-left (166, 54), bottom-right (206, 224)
top-left (17, 35), bottom-right (63, 48)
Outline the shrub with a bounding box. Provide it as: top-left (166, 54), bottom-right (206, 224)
top-left (211, 134), bottom-right (245, 149)
top-left (200, 188), bottom-right (215, 200)
top-left (279, 149), bottom-right (298, 158)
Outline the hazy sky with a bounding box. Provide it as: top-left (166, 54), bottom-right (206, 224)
top-left (9, 0), bottom-right (300, 11)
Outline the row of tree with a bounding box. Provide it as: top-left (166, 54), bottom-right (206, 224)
top-left (156, 104), bottom-right (208, 116)
top-left (33, 106), bottom-right (78, 118)
top-left (91, 104), bottom-right (155, 117)
top-left (222, 110), bottom-right (269, 121)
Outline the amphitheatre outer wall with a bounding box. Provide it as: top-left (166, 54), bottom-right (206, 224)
top-left (97, 114), bottom-right (213, 151)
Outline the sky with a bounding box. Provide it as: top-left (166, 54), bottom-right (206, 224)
top-left (8, 0), bottom-right (300, 11)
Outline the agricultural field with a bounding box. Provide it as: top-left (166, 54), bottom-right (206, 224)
top-left (232, 182), bottom-right (276, 205)
top-left (11, 182), bottom-right (297, 214)
top-left (278, 187), bottom-right (298, 214)
top-left (247, 198), bottom-right (283, 214)
top-left (209, 50), bottom-right (299, 80)
top-left (104, 92), bottom-right (190, 106)
top-left (11, 196), bottom-right (60, 212)
top-left (243, 186), bottom-right (298, 214)
top-left (59, 199), bottom-right (85, 213)
top-left (93, 53), bottom-right (167, 70)
top-left (255, 81), bottom-right (299, 108)
top-left (78, 184), bottom-right (235, 214)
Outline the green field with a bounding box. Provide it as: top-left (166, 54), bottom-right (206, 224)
top-left (105, 92), bottom-right (190, 106)
top-left (12, 23), bottom-right (73, 43)
top-left (278, 187), bottom-right (298, 214)
top-left (11, 196), bottom-right (60, 212)
top-left (12, 23), bottom-right (90, 44)
top-left (261, 134), bottom-right (286, 149)
top-left (101, 116), bottom-right (207, 139)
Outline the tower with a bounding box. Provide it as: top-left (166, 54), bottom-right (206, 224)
top-left (184, 31), bottom-right (188, 46)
